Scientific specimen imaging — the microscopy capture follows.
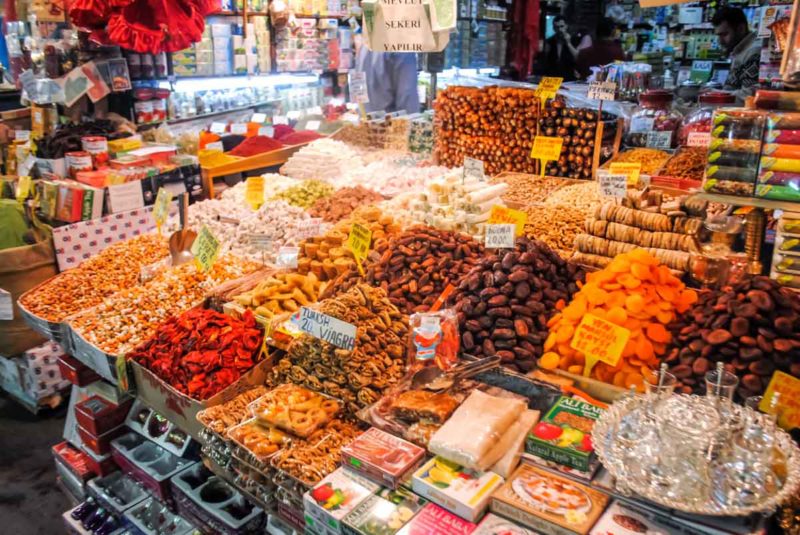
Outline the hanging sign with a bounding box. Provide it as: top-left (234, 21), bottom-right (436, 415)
top-left (362, 0), bottom-right (451, 53)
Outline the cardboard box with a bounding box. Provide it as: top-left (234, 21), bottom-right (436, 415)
top-left (473, 513), bottom-right (537, 535)
top-left (396, 503), bottom-right (477, 535)
top-left (411, 457), bottom-right (503, 523)
top-left (590, 500), bottom-right (675, 535)
top-left (341, 427), bottom-right (426, 488)
top-left (490, 464), bottom-right (608, 535)
top-left (342, 487), bottom-right (427, 535)
top-left (303, 467), bottom-right (379, 534)
top-left (525, 396), bottom-right (602, 473)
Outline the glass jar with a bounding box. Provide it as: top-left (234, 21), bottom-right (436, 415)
top-left (626, 90), bottom-right (683, 149)
top-left (678, 91), bottom-right (736, 147)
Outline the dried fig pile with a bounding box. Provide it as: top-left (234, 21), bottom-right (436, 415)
top-left (452, 238), bottom-right (584, 372)
top-left (666, 276), bottom-right (800, 399)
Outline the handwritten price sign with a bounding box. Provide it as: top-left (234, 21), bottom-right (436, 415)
top-left (587, 81), bottom-right (617, 101)
top-left (531, 136), bottom-right (564, 176)
top-left (570, 313), bottom-right (631, 377)
top-left (153, 187), bottom-right (172, 232)
top-left (609, 162), bottom-right (642, 187)
top-left (191, 225), bottom-right (221, 272)
top-left (245, 176), bottom-right (265, 210)
top-left (488, 205), bottom-right (527, 236)
top-left (535, 77), bottom-right (563, 104)
top-left (485, 224), bottom-right (516, 249)
top-left (347, 223), bottom-right (372, 276)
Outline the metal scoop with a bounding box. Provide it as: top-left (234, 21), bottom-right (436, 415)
top-left (168, 193), bottom-right (196, 266)
top-left (411, 356), bottom-right (501, 393)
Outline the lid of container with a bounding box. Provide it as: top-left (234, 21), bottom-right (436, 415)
top-left (639, 90), bottom-right (673, 105)
top-left (699, 91), bottom-right (736, 105)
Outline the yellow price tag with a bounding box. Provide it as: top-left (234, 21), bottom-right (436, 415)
top-left (488, 205), bottom-right (527, 236)
top-left (245, 176), bottom-right (265, 210)
top-left (153, 187), bottom-right (172, 234)
top-left (115, 354), bottom-right (129, 392)
top-left (191, 225), bottom-right (221, 272)
top-left (609, 163), bottom-right (642, 187)
top-left (570, 313), bottom-right (631, 377)
top-left (15, 175), bottom-right (31, 202)
top-left (531, 136), bottom-right (564, 176)
top-left (347, 222), bottom-right (372, 276)
top-left (535, 77), bottom-right (563, 104)
top-left (760, 371), bottom-right (800, 430)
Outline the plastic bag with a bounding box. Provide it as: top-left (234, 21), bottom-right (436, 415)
top-left (408, 308), bottom-right (459, 371)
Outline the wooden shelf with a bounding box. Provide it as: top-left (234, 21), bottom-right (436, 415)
top-left (201, 143), bottom-right (310, 196)
top-left (696, 192), bottom-right (800, 212)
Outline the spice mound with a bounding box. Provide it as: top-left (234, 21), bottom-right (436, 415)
top-left (453, 237), bottom-right (585, 372)
top-left (272, 284), bottom-right (409, 412)
top-left (129, 308), bottom-right (264, 400)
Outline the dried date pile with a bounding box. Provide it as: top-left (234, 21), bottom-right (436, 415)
top-left (666, 276), bottom-right (800, 399)
top-left (540, 101), bottom-right (599, 180)
top-left (452, 238), bottom-right (584, 372)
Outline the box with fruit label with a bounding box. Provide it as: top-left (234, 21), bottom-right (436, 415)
top-left (343, 486), bottom-right (427, 535)
top-left (304, 467), bottom-right (379, 534)
top-left (525, 396), bottom-right (603, 473)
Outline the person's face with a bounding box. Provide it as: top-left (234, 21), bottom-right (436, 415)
top-left (715, 21), bottom-right (745, 51)
top-left (554, 20), bottom-right (568, 34)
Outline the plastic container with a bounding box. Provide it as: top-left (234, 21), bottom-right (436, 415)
top-left (626, 90), bottom-right (683, 149)
top-left (110, 432), bottom-right (193, 503)
top-left (678, 91), bottom-right (736, 147)
top-left (754, 89), bottom-right (800, 111)
top-left (703, 109), bottom-right (765, 197)
top-left (767, 111), bottom-right (800, 131)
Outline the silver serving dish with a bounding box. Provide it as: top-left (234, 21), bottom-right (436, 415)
top-left (593, 394), bottom-right (800, 516)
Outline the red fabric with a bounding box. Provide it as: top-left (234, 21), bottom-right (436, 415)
top-left (228, 136), bottom-right (284, 157)
top-left (509, 0), bottom-right (539, 78)
top-left (272, 124), bottom-right (295, 141)
top-left (576, 41), bottom-right (625, 79)
top-left (281, 131), bottom-right (322, 145)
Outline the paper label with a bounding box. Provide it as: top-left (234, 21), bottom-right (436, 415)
top-left (760, 371), bottom-right (800, 430)
top-left (15, 130), bottom-right (30, 142)
top-left (306, 120), bottom-right (321, 131)
top-left (646, 131), bottom-right (673, 149)
top-left (276, 246), bottom-right (300, 268)
top-left (259, 126), bottom-right (275, 137)
top-left (16, 175), bottom-right (31, 202)
top-left (535, 76), bottom-right (562, 102)
top-left (273, 115), bottom-right (289, 125)
top-left (206, 141), bottom-right (224, 151)
top-left (530, 136), bottom-right (563, 162)
top-left (463, 157), bottom-right (485, 183)
top-left (609, 162), bottom-right (642, 186)
top-left (19, 154), bottom-right (36, 177)
top-left (153, 187), bottom-right (172, 230)
top-left (107, 181), bottom-right (145, 213)
top-left (210, 122), bottom-right (226, 133)
top-left (488, 205), bottom-right (527, 236)
top-left (297, 307), bottom-right (357, 351)
top-left (251, 112), bottom-right (267, 123)
top-left (309, 106), bottom-right (323, 115)
top-left (629, 116), bottom-right (655, 133)
top-left (230, 123), bottom-right (248, 135)
top-left (245, 176), bottom-right (265, 210)
top-left (297, 218), bottom-right (323, 240)
top-left (191, 225), bottom-right (221, 272)
top-left (248, 233), bottom-right (273, 251)
top-left (485, 224), bottom-right (516, 248)
top-left (347, 222), bottom-right (372, 276)
top-left (571, 313), bottom-right (630, 376)
top-left (687, 132), bottom-right (711, 148)
top-left (587, 81), bottom-right (617, 101)
top-left (599, 172), bottom-right (628, 199)
top-left (349, 71), bottom-right (369, 104)
top-left (0, 289), bottom-right (13, 320)
top-left (287, 111), bottom-right (301, 120)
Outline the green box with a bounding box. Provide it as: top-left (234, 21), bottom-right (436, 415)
top-left (525, 396), bottom-right (603, 473)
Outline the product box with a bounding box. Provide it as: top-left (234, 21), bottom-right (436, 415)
top-left (473, 513), bottom-right (537, 535)
top-left (75, 395), bottom-right (133, 435)
top-left (342, 487), bottom-right (427, 535)
top-left (77, 424), bottom-right (126, 456)
top-left (396, 503), bottom-right (478, 535)
top-left (525, 396), bottom-right (602, 473)
top-left (589, 500), bottom-right (675, 535)
top-left (411, 456), bottom-right (503, 523)
top-left (303, 467), bottom-right (379, 534)
top-left (341, 428), bottom-right (426, 488)
top-left (490, 464), bottom-right (608, 535)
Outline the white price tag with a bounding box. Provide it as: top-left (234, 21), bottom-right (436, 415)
top-left (287, 111), bottom-right (301, 120)
top-left (599, 172), bottom-right (628, 199)
top-left (308, 106), bottom-right (323, 115)
top-left (485, 224), bottom-right (516, 249)
top-left (463, 157), bottom-right (485, 182)
top-left (646, 131), bottom-right (673, 149)
top-left (629, 116), bottom-right (655, 134)
top-left (349, 71), bottom-right (369, 104)
top-left (230, 123), bottom-right (248, 135)
top-left (587, 81), bottom-right (617, 101)
top-left (14, 130), bottom-right (30, 142)
top-left (0, 289), bottom-right (13, 320)
top-left (206, 141), bottom-right (224, 151)
top-left (297, 218), bottom-right (323, 240)
top-left (687, 132), bottom-right (711, 148)
top-left (107, 181), bottom-right (145, 213)
top-left (297, 307), bottom-right (357, 350)
top-left (248, 233), bottom-right (273, 250)
top-left (306, 120), bottom-right (321, 131)
top-left (210, 122), bottom-right (226, 134)
top-left (259, 126), bottom-right (275, 137)
top-left (251, 112), bottom-right (267, 123)
top-left (276, 246), bottom-right (300, 268)
top-left (273, 115), bottom-right (288, 125)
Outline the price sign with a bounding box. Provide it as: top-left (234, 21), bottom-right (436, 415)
top-left (587, 81), bottom-right (617, 101)
top-left (15, 175), bottom-right (31, 202)
top-left (231, 123), bottom-right (248, 135)
top-left (191, 225), bottom-right (221, 272)
top-left (760, 371), bottom-right (800, 430)
top-left (205, 141), bottom-right (224, 151)
top-left (14, 130), bottom-right (30, 142)
top-left (463, 157), bottom-right (485, 183)
top-left (599, 172), bottom-right (628, 199)
top-left (245, 176), bottom-right (265, 210)
top-left (259, 126), bottom-right (275, 137)
top-left (297, 218), bottom-right (323, 240)
top-left (531, 136), bottom-right (563, 176)
top-left (248, 233), bottom-right (273, 251)
top-left (488, 205), bottom-right (527, 236)
top-left (287, 111), bottom-right (301, 120)
top-left (210, 122), bottom-right (226, 134)
top-left (687, 132), bottom-right (711, 148)
top-left (349, 71), bottom-right (369, 104)
top-left (306, 120), bottom-right (321, 131)
top-left (276, 246), bottom-right (300, 268)
top-left (690, 60), bottom-right (713, 83)
top-left (570, 313), bottom-right (631, 377)
top-left (251, 112), bottom-right (267, 123)
top-left (0, 289), bottom-right (13, 320)
top-left (115, 355), bottom-right (129, 393)
top-left (485, 224), bottom-right (516, 249)
top-left (347, 222), bottom-right (372, 276)
top-left (609, 162), bottom-right (642, 186)
top-left (308, 106), bottom-right (323, 115)
top-left (646, 131), bottom-right (673, 149)
top-left (297, 307), bottom-right (357, 350)
top-left (535, 76), bottom-right (563, 103)
top-left (153, 187), bottom-right (172, 232)
top-left (273, 115), bottom-right (289, 125)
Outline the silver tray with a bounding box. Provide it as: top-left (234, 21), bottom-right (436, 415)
top-left (593, 393), bottom-right (800, 516)
top-left (16, 299), bottom-right (71, 351)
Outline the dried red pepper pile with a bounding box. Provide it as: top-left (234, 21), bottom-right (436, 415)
top-left (128, 308), bottom-right (263, 400)
top-left (228, 136), bottom-right (284, 157)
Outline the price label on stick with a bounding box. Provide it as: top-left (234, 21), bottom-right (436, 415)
top-left (297, 218), bottom-right (323, 240)
top-left (298, 307), bottom-right (357, 350)
top-left (646, 131), bottom-right (673, 150)
top-left (488, 205), bottom-right (527, 236)
top-left (306, 120), bottom-right (321, 131)
top-left (570, 313), bottom-right (631, 377)
top-left (245, 176), bottom-right (265, 210)
top-left (191, 225), bottom-right (221, 272)
top-left (248, 233), bottom-right (273, 251)
top-left (463, 157), bottom-right (485, 183)
top-left (153, 187), bottom-right (172, 233)
top-left (535, 76), bottom-right (563, 104)
top-left (273, 115), bottom-right (289, 125)
top-left (760, 371), bottom-right (800, 431)
top-left (531, 136), bottom-right (563, 176)
top-left (210, 122), bottom-right (226, 134)
top-left (687, 132), bottom-right (711, 148)
top-left (347, 223), bottom-right (372, 276)
top-left (599, 172), bottom-right (628, 199)
top-left (115, 355), bottom-right (129, 393)
top-left (485, 224), bottom-right (516, 249)
top-left (587, 81), bottom-right (617, 101)
top-left (231, 123), bottom-right (248, 135)
top-left (276, 246), bottom-right (299, 269)
top-left (259, 126), bottom-right (274, 137)
top-left (609, 162), bottom-right (642, 187)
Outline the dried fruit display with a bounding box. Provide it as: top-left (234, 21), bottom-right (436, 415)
top-left (197, 386), bottom-right (269, 435)
top-left (128, 308), bottom-right (264, 400)
top-left (452, 238), bottom-right (584, 372)
top-left (308, 186), bottom-right (384, 223)
top-left (272, 284), bottom-right (409, 412)
top-left (666, 276), bottom-right (800, 399)
top-left (606, 148), bottom-right (670, 175)
top-left (231, 272), bottom-right (325, 319)
top-left (541, 249), bottom-right (697, 389)
top-left (541, 102), bottom-right (600, 180)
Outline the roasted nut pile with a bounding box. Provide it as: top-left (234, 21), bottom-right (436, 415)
top-left (666, 276), bottom-right (800, 399)
top-left (522, 205), bottom-right (585, 258)
top-left (272, 284), bottom-right (408, 412)
top-left (270, 179), bottom-right (335, 208)
top-left (452, 238), bottom-right (584, 372)
top-left (330, 227), bottom-right (485, 314)
top-left (19, 234), bottom-right (168, 322)
top-left (308, 186), bottom-right (384, 223)
top-left (490, 174), bottom-right (569, 205)
top-left (542, 249), bottom-right (697, 388)
top-left (544, 181), bottom-right (602, 216)
top-left (70, 255), bottom-right (259, 354)
top-left (606, 148), bottom-right (670, 175)
top-left (541, 102), bottom-right (600, 180)
top-left (298, 206), bottom-right (401, 281)
top-left (434, 86), bottom-right (539, 175)
top-left (231, 272), bottom-right (325, 319)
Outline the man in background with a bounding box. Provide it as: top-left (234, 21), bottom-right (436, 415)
top-left (356, 45), bottom-right (420, 114)
top-left (712, 7), bottom-right (760, 102)
top-left (541, 15), bottom-right (580, 81)
top-left (576, 18), bottom-right (625, 79)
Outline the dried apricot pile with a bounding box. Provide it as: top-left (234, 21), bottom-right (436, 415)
top-left (540, 249), bottom-right (697, 390)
